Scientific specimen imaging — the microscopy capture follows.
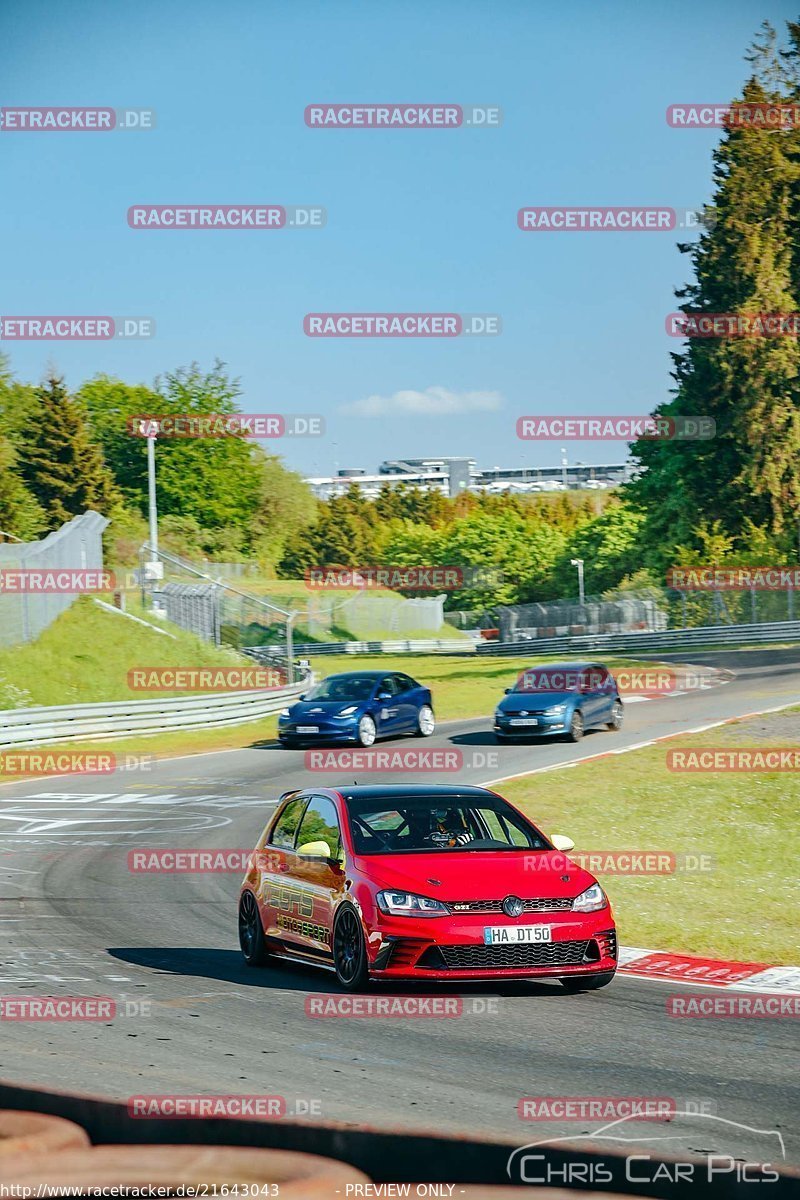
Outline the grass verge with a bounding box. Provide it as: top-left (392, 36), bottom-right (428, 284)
top-left (499, 708), bottom-right (799, 964)
top-left (0, 596), bottom-right (253, 709)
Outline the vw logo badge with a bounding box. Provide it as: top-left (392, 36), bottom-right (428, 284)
top-left (502, 895), bottom-right (524, 918)
top-left (520, 710), bottom-right (528, 716)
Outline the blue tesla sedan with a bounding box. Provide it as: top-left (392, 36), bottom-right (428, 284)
top-left (278, 670), bottom-right (435, 748)
top-left (493, 661), bottom-right (623, 743)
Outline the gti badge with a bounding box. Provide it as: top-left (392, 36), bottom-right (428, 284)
top-left (502, 895), bottom-right (524, 918)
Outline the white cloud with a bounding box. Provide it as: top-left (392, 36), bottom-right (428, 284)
top-left (340, 386), bottom-right (504, 418)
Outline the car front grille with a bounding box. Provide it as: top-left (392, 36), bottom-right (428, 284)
top-left (448, 898), bottom-right (573, 914)
top-left (420, 939), bottom-right (591, 970)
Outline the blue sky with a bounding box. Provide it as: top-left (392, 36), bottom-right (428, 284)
top-left (1, 0), bottom-right (795, 477)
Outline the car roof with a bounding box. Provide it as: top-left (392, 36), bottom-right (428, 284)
top-left (323, 670), bottom-right (400, 680)
top-left (329, 784), bottom-right (498, 801)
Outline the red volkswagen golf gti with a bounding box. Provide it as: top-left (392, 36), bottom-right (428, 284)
top-left (238, 785), bottom-right (617, 992)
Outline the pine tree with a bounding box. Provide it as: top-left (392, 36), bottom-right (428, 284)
top-left (0, 434), bottom-right (47, 540)
top-left (629, 22), bottom-right (800, 564)
top-left (18, 375), bottom-right (121, 526)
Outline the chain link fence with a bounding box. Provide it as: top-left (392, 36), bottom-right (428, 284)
top-left (140, 546), bottom-right (297, 679)
top-left (0, 511), bottom-right (110, 649)
top-left (445, 584), bottom-right (799, 641)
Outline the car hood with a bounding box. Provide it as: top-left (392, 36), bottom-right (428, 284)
top-left (362, 850), bottom-right (595, 901)
top-left (498, 691), bottom-right (577, 712)
top-left (289, 699), bottom-right (367, 716)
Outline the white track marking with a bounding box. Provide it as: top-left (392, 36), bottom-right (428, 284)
top-left (482, 698), bottom-right (800, 787)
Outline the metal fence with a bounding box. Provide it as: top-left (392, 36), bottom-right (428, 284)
top-left (474, 619), bottom-right (800, 656)
top-left (140, 546), bottom-right (298, 678)
top-left (0, 511), bottom-right (110, 648)
top-left (446, 583), bottom-right (799, 639)
top-left (305, 590), bottom-right (447, 640)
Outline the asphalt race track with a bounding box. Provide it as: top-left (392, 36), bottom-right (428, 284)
top-left (0, 651), bottom-right (798, 1166)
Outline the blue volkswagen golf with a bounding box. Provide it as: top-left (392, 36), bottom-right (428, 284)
top-left (278, 670), bottom-right (435, 748)
top-left (493, 661), bottom-right (623, 743)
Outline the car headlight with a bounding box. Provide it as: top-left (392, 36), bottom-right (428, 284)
top-left (572, 883), bottom-right (607, 913)
top-left (544, 704), bottom-right (566, 715)
top-left (279, 708), bottom-right (290, 717)
top-left (376, 890), bottom-right (451, 916)
top-left (335, 706), bottom-right (359, 717)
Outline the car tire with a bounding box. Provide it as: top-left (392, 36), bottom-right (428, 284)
top-left (279, 738), bottom-right (298, 749)
top-left (566, 710), bottom-right (584, 742)
top-left (355, 714), bottom-right (377, 748)
top-left (239, 891), bottom-right (269, 967)
top-left (560, 971), bottom-right (615, 992)
top-left (606, 701), bottom-right (624, 731)
top-left (414, 704), bottom-right (435, 737)
top-left (494, 732), bottom-right (508, 742)
top-left (332, 905), bottom-right (369, 991)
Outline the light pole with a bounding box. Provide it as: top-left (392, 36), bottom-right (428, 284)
top-left (561, 447), bottom-right (568, 489)
top-left (143, 423), bottom-right (164, 607)
top-left (146, 431), bottom-right (159, 558)
top-left (571, 558), bottom-right (585, 607)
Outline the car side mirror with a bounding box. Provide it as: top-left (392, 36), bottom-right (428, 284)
top-left (299, 693), bottom-right (306, 700)
top-left (504, 688), bottom-right (511, 694)
top-left (551, 834), bottom-right (575, 853)
top-left (377, 691), bottom-right (391, 701)
top-left (297, 840), bottom-right (331, 860)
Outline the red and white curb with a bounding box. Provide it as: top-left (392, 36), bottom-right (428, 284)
top-left (619, 947), bottom-right (800, 995)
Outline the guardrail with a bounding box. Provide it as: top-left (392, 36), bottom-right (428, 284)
top-left (292, 638), bottom-right (472, 655)
top-left (290, 622), bottom-right (800, 658)
top-left (475, 619), bottom-right (800, 656)
top-left (0, 680), bottom-right (307, 749)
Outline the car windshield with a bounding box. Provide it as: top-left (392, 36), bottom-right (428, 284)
top-left (345, 795), bottom-right (550, 854)
top-left (304, 676), bottom-right (377, 702)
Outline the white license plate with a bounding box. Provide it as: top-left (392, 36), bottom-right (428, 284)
top-left (484, 925), bottom-right (552, 945)
top-left (509, 717), bottom-right (539, 726)
top-left (296, 725), bottom-right (319, 734)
